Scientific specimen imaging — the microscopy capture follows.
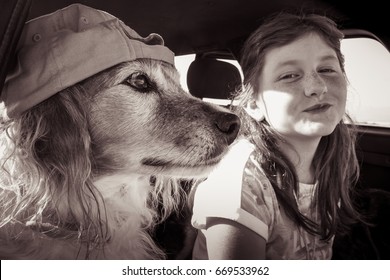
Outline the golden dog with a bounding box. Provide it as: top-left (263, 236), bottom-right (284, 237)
top-left (0, 5), bottom-right (240, 259)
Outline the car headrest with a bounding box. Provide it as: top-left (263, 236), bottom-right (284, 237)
top-left (187, 58), bottom-right (242, 100)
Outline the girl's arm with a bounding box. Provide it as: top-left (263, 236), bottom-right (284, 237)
top-left (204, 217), bottom-right (266, 259)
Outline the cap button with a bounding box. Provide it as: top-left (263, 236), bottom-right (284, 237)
top-left (80, 16), bottom-right (89, 24)
top-left (32, 33), bottom-right (41, 42)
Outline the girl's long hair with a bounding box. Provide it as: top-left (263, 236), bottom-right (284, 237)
top-left (234, 12), bottom-right (362, 240)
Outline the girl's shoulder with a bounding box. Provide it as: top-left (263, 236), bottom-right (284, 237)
top-left (231, 138), bottom-right (271, 186)
top-left (208, 137), bottom-right (256, 179)
top-left (198, 137), bottom-right (271, 192)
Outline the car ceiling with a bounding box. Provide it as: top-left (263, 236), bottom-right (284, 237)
top-left (21, 0), bottom-right (390, 58)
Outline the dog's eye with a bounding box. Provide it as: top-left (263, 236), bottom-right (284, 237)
top-left (125, 72), bottom-right (152, 92)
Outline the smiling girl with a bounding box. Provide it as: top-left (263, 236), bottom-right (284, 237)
top-left (190, 12), bottom-right (362, 259)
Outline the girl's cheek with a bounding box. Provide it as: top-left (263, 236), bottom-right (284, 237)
top-left (325, 75), bottom-right (348, 95)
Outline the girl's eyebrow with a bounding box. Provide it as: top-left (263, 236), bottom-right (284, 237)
top-left (274, 59), bottom-right (300, 69)
top-left (275, 55), bottom-right (339, 69)
top-left (319, 54), bottom-right (339, 62)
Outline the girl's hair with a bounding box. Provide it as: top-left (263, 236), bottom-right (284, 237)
top-left (234, 12), bottom-right (361, 240)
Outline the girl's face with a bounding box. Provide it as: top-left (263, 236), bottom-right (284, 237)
top-left (255, 33), bottom-right (347, 141)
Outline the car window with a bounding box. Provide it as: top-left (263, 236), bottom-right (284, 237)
top-left (175, 54), bottom-right (195, 93)
top-left (175, 37), bottom-right (390, 128)
top-left (342, 38), bottom-right (390, 128)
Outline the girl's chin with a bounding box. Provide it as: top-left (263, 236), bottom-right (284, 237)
top-left (298, 124), bottom-right (338, 138)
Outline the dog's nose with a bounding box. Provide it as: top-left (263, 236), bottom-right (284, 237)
top-left (215, 113), bottom-right (241, 145)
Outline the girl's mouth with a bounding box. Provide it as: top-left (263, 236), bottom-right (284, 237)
top-left (304, 103), bottom-right (332, 113)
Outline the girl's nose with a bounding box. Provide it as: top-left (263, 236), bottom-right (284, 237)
top-left (304, 72), bottom-right (327, 97)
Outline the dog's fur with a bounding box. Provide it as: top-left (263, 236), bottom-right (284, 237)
top-left (0, 58), bottom-right (239, 259)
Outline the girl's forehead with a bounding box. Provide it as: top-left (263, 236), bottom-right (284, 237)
top-left (263, 33), bottom-right (337, 69)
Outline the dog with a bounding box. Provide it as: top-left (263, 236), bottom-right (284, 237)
top-left (0, 5), bottom-right (240, 259)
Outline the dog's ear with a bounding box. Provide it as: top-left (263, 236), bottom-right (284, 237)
top-left (14, 86), bottom-right (107, 243)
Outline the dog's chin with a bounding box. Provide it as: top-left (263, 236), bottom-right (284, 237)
top-left (141, 155), bottom-right (224, 178)
top-left (158, 164), bottom-right (218, 179)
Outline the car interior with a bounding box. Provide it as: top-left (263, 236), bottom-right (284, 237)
top-left (1, 0), bottom-right (389, 260)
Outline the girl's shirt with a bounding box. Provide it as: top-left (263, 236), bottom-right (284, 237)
top-left (191, 138), bottom-right (333, 260)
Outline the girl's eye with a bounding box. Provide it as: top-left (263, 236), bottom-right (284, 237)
top-left (125, 72), bottom-right (152, 92)
top-left (279, 73), bottom-right (299, 80)
top-left (319, 68), bottom-right (336, 74)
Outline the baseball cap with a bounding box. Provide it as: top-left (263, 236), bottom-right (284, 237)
top-left (1, 3), bottom-right (175, 118)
